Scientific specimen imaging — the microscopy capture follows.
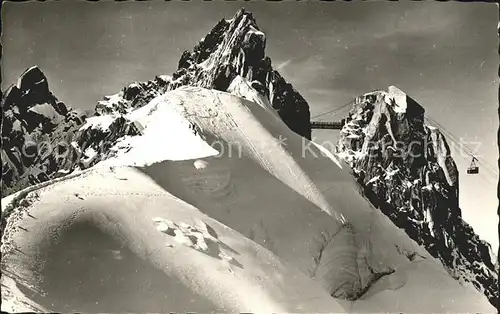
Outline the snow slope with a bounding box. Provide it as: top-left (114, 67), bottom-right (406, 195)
top-left (1, 87), bottom-right (494, 312)
top-left (1, 166), bottom-right (346, 313)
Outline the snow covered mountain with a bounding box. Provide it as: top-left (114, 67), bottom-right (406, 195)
top-left (1, 86), bottom-right (494, 312)
top-left (337, 86), bottom-right (498, 306)
top-left (1, 9), bottom-right (311, 198)
top-left (1, 8), bottom-right (497, 313)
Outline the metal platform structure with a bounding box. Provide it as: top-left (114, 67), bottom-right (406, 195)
top-left (310, 119), bottom-right (345, 130)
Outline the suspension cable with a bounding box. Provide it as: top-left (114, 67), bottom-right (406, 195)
top-left (311, 100), bottom-right (353, 120)
top-left (424, 116), bottom-right (499, 178)
top-left (310, 99), bottom-right (498, 182)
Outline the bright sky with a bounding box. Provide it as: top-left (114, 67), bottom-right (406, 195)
top-left (2, 1), bottom-right (498, 249)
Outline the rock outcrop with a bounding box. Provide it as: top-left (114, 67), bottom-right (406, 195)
top-left (169, 9), bottom-right (311, 139)
top-left (336, 86), bottom-right (498, 306)
top-left (1, 66), bottom-right (88, 197)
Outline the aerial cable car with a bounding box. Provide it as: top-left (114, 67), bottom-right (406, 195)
top-left (467, 156), bottom-right (479, 175)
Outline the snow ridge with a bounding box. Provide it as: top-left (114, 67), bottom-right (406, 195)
top-left (1, 86), bottom-right (494, 312)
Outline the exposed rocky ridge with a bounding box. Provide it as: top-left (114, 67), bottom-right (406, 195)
top-left (1, 66), bottom-right (88, 197)
top-left (1, 9), bottom-right (312, 197)
top-left (1, 66), bottom-right (145, 197)
top-left (171, 9), bottom-right (311, 139)
top-left (336, 86), bottom-right (498, 307)
top-left (94, 9), bottom-right (311, 139)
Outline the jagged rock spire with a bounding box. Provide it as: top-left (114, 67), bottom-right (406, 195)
top-left (1, 66), bottom-right (87, 196)
top-left (94, 8), bottom-right (311, 138)
top-left (168, 9), bottom-right (311, 139)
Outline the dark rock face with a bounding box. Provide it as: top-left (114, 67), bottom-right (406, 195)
top-left (15, 66), bottom-right (51, 106)
top-left (0, 67), bottom-right (147, 197)
top-left (1, 66), bottom-right (88, 197)
top-left (170, 9), bottom-right (311, 139)
top-left (94, 79), bottom-right (169, 117)
top-left (74, 116), bottom-right (143, 170)
top-left (109, 9), bottom-right (311, 139)
top-left (94, 9), bottom-right (311, 138)
top-left (337, 86), bottom-right (498, 307)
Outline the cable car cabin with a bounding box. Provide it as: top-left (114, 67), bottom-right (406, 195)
top-left (467, 157), bottom-right (479, 174)
top-left (467, 167), bottom-right (479, 174)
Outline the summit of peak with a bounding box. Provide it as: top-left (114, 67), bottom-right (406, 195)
top-left (231, 8), bottom-right (256, 22)
top-left (1, 65), bottom-right (53, 110)
top-left (22, 65), bottom-right (44, 75)
top-left (387, 85), bottom-right (405, 94)
top-left (20, 65), bottom-right (44, 76)
top-left (16, 65), bottom-right (48, 91)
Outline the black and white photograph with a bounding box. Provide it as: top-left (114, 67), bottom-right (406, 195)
top-left (1, 1), bottom-right (498, 312)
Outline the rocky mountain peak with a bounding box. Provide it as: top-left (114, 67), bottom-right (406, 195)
top-left (337, 87), bottom-right (498, 306)
top-left (118, 9), bottom-right (311, 139)
top-left (90, 9), bottom-right (310, 139)
top-left (16, 66), bottom-right (49, 93)
top-left (3, 66), bottom-right (51, 111)
top-left (1, 9), bottom-right (312, 197)
top-left (182, 8), bottom-right (262, 68)
top-left (1, 67), bottom-right (87, 197)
